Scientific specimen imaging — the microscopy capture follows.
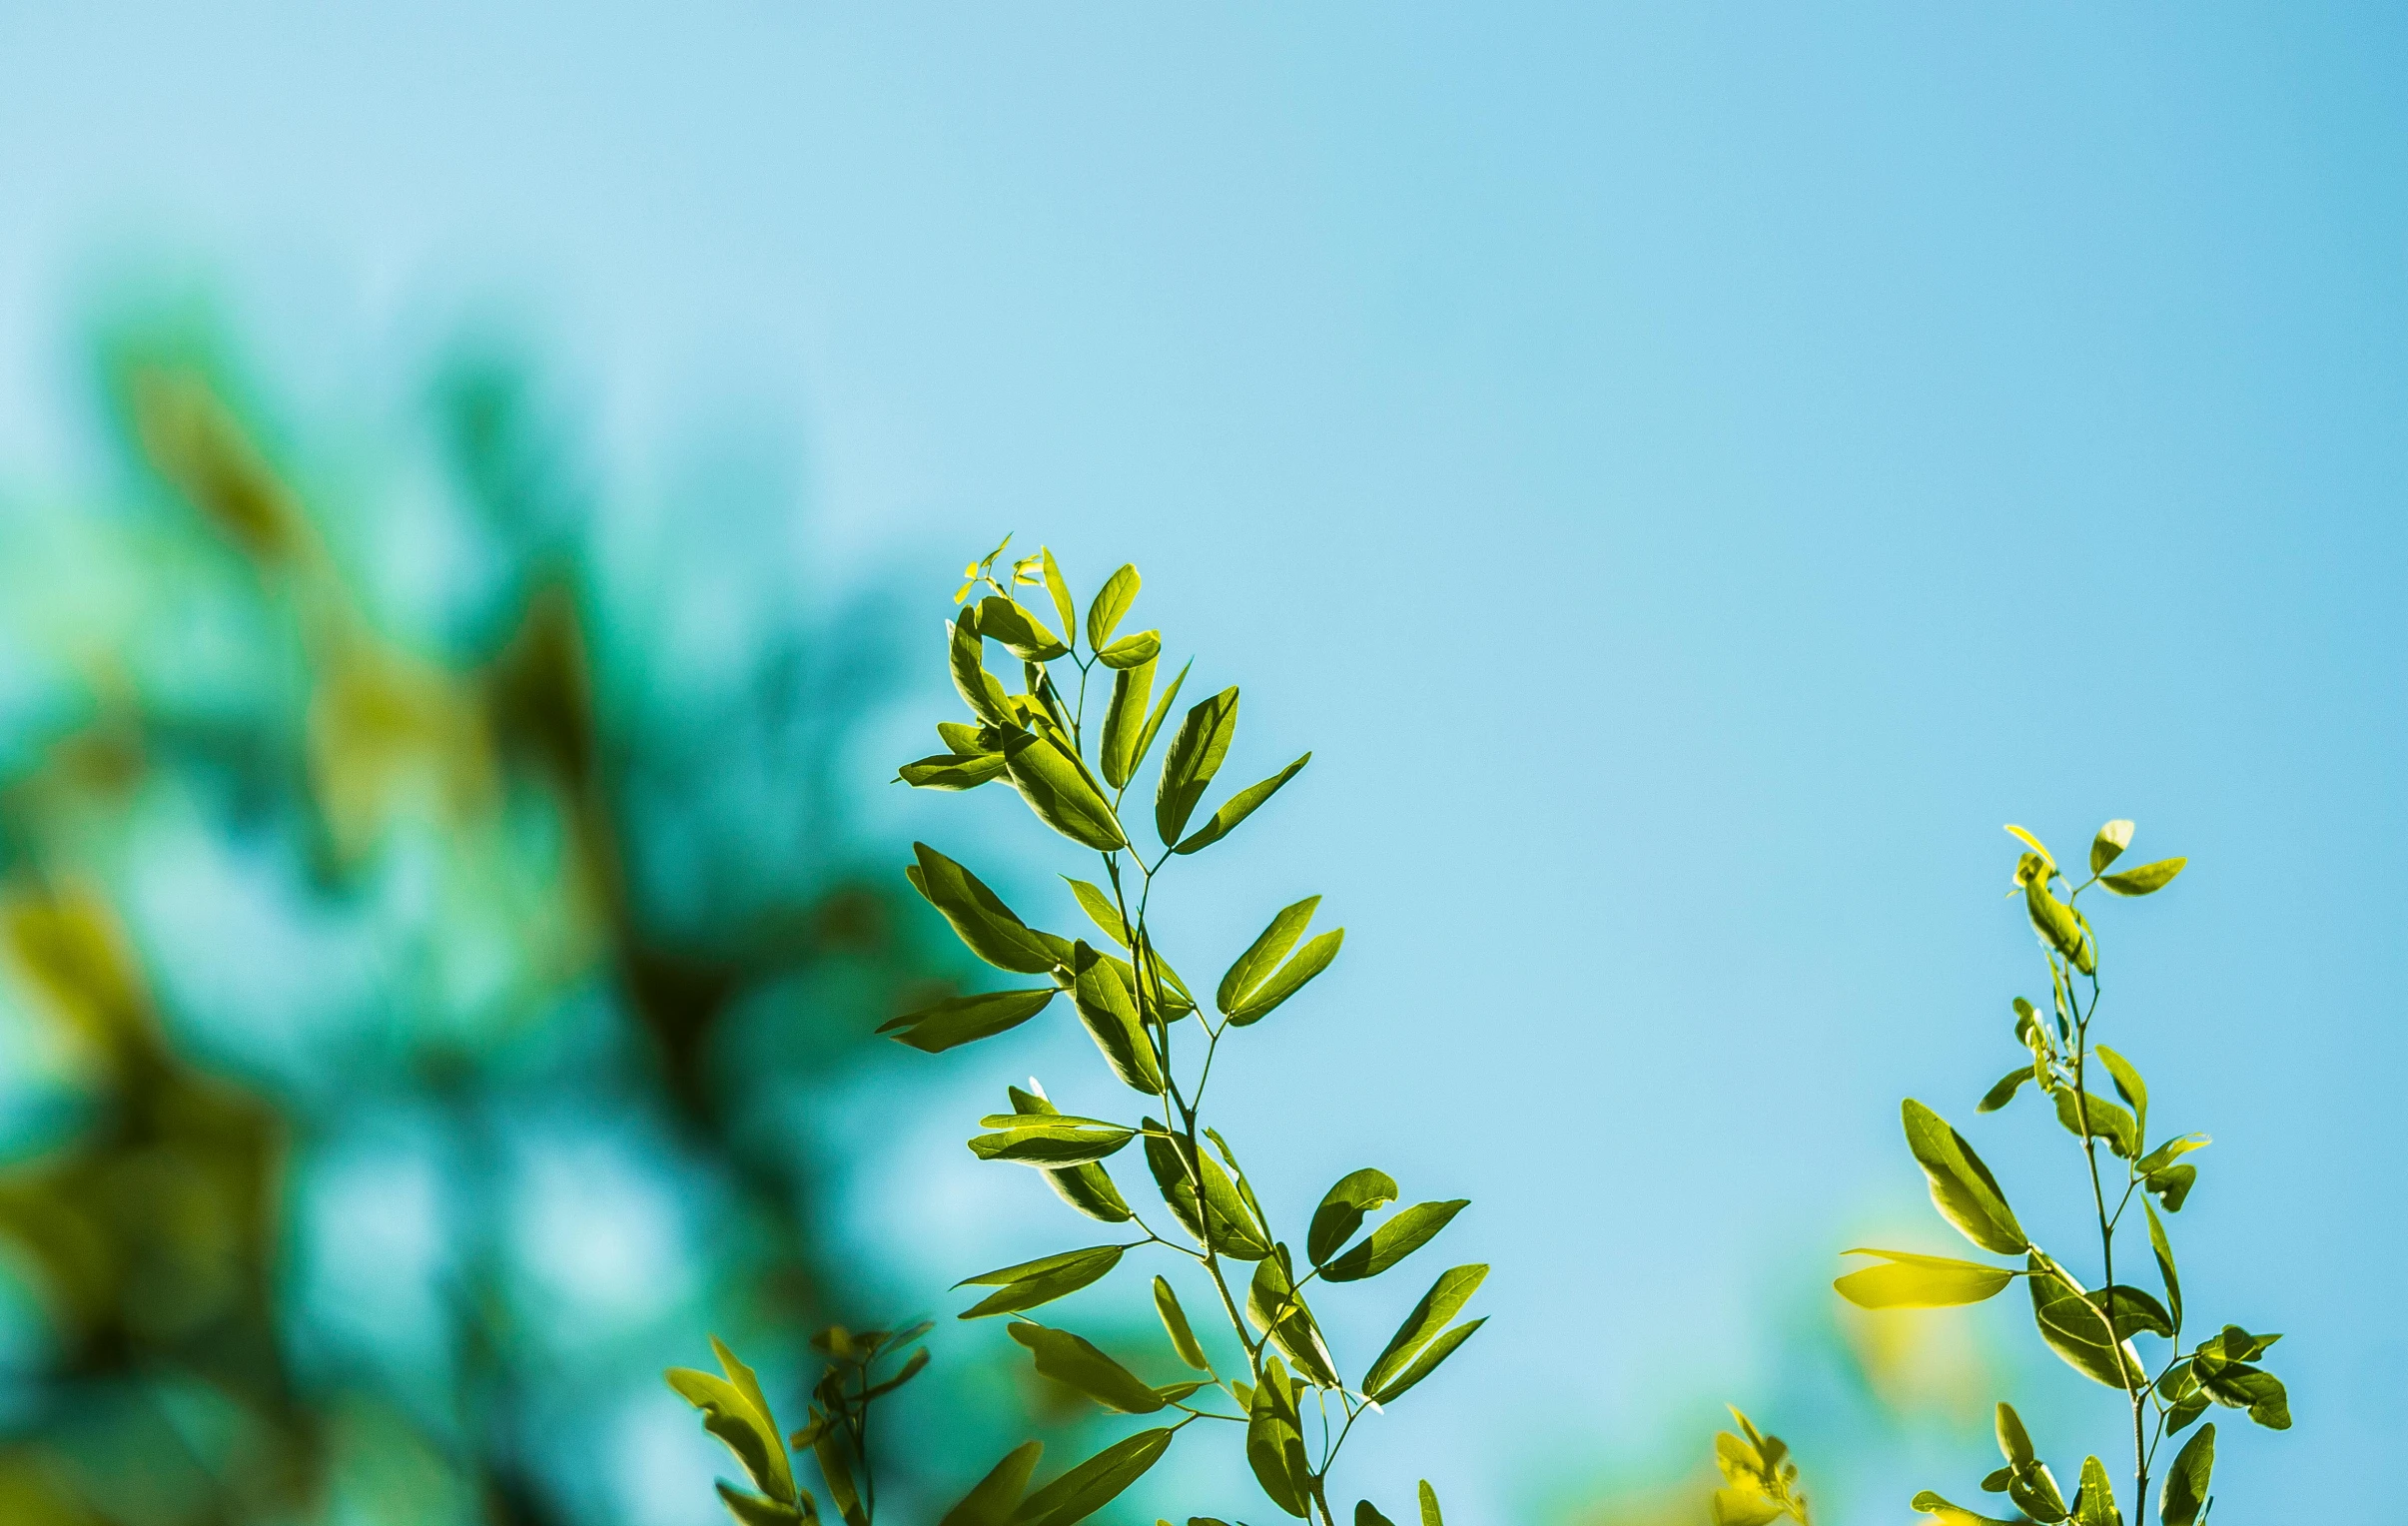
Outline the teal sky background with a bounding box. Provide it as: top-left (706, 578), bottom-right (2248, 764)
top-left (4, 4), bottom-right (2403, 1519)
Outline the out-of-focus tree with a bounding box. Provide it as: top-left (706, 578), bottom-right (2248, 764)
top-left (0, 307), bottom-right (956, 1526)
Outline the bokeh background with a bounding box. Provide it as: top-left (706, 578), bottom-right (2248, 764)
top-left (1, 5), bottom-right (2402, 1523)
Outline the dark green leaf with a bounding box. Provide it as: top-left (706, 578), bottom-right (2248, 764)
top-left (2145, 1200), bottom-right (2182, 1330)
top-left (942, 1442), bottom-right (1046, 1526)
top-left (2089, 820), bottom-right (2133, 876)
top-left (1085, 564), bottom-right (1141, 652)
top-left (1174, 753), bottom-right (1310, 855)
top-left (1012, 1427), bottom-right (1175, 1526)
top-left (1833, 1248), bottom-right (2015, 1308)
top-left (1307, 1167), bottom-right (1398, 1265)
top-left (2199, 1323), bottom-right (2282, 1362)
top-left (2085, 1283), bottom-right (2174, 1339)
top-left (2100, 857), bottom-right (2186, 896)
top-left (1098, 630), bottom-right (1161, 670)
top-left (978, 595), bottom-right (1071, 662)
top-left (2052, 1088), bottom-right (2139, 1159)
top-left (910, 844), bottom-right (1066, 975)
top-left (1040, 548), bottom-right (1079, 652)
top-left (1071, 942), bottom-right (1164, 1095)
top-left (2146, 1163), bottom-right (2198, 1212)
top-left (1976, 1067), bottom-right (2031, 1114)
top-left (1156, 687), bottom-right (1239, 846)
top-left (1366, 1316), bottom-right (1483, 1405)
top-left (813, 1416), bottom-right (866, 1526)
top-left (1003, 729), bottom-right (1128, 851)
top-left (1009, 1323), bottom-right (1168, 1414)
top-left (1227, 929), bottom-right (1344, 1027)
top-left (880, 988), bottom-right (1058, 1053)
top-left (968, 1116), bottom-right (1136, 1167)
top-left (1361, 1264), bottom-right (1487, 1398)
top-left (1218, 898), bottom-right (1320, 1016)
top-left (1142, 1123), bottom-right (1272, 1260)
top-left (951, 609), bottom-right (1016, 727)
top-left (901, 752), bottom-right (1011, 791)
top-left (1356, 1503), bottom-right (1395, 1526)
top-left (1100, 658), bottom-right (1157, 791)
top-left (2158, 1423), bottom-right (2213, 1526)
top-left (1152, 1276), bottom-right (1209, 1370)
top-left (716, 1483), bottom-right (814, 1526)
top-left (2093, 1044), bottom-right (2146, 1135)
top-left (2194, 1357), bottom-right (2289, 1430)
top-left (1321, 1199), bottom-right (1466, 1282)
top-left (1901, 1100), bottom-right (2027, 1255)
top-left (956, 1245), bottom-right (1127, 1320)
top-left (2028, 1258), bottom-right (2143, 1388)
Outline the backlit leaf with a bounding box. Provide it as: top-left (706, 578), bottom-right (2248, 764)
top-left (2158, 1423), bottom-right (2214, 1526)
top-left (968, 1116), bottom-right (1137, 1167)
top-left (2094, 1044), bottom-right (2146, 1135)
top-left (1909, 1492), bottom-right (2017, 1526)
top-left (1101, 658), bottom-right (1157, 790)
top-left (1174, 754), bottom-right (1309, 855)
top-left (1003, 729), bottom-right (1128, 851)
top-left (978, 596), bottom-right (1070, 662)
top-left (1040, 548), bottom-right (1079, 651)
top-left (1227, 929), bottom-right (1343, 1027)
top-left (1361, 1264), bottom-right (1486, 1398)
top-left (2100, 857), bottom-right (2185, 896)
top-left (1098, 630), bottom-right (1161, 670)
top-left (956, 1245), bottom-right (1127, 1320)
top-left (1071, 942), bottom-right (1164, 1095)
top-left (1085, 565), bottom-right (1141, 652)
top-left (901, 752), bottom-right (1011, 791)
top-left (1307, 1167), bottom-right (1398, 1265)
top-left (1833, 1248), bottom-right (2014, 1308)
top-left (1156, 688), bottom-right (1239, 846)
top-left (951, 610), bottom-right (1016, 727)
top-left (942, 1442), bottom-right (1046, 1526)
top-left (1365, 1316), bottom-right (1483, 1405)
top-left (1012, 1427), bottom-right (1175, 1526)
top-left (910, 844), bottom-right (1066, 975)
top-left (1009, 1323), bottom-right (1167, 1414)
top-left (2089, 819), bottom-right (2133, 876)
top-left (1218, 897), bottom-right (1320, 1016)
top-left (1901, 1100), bottom-right (2026, 1255)
top-left (2052, 1088), bottom-right (2139, 1159)
top-left (879, 988), bottom-right (1058, 1053)
top-left (1153, 1276), bottom-right (1209, 1370)
top-left (1321, 1199), bottom-right (1465, 1282)
top-left (2145, 1201), bottom-right (2182, 1329)
top-left (2028, 1258), bottom-right (2143, 1388)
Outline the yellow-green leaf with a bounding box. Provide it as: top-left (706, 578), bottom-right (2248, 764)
top-left (1833, 1248), bottom-right (2014, 1308)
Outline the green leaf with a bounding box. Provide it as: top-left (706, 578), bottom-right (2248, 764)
top-left (2100, 857), bottom-right (2185, 896)
top-left (2194, 1354), bottom-right (2290, 1430)
top-left (2093, 1044), bottom-right (2146, 1135)
top-left (968, 1115), bottom-right (1137, 1167)
top-left (1100, 658), bottom-right (1158, 791)
top-left (1355, 1503), bottom-right (1395, 1526)
top-left (1062, 879), bottom-right (1130, 947)
top-left (1901, 1100), bottom-right (2026, 1255)
top-left (1227, 929), bottom-right (1344, 1027)
top-left (951, 609), bottom-right (1017, 727)
top-left (978, 595), bottom-right (1071, 662)
top-left (1994, 1402), bottom-right (2032, 1467)
top-left (1366, 1316), bottom-right (1483, 1405)
top-left (2145, 1200), bottom-right (2182, 1330)
top-left (2087, 1283), bottom-right (2174, 1339)
top-left (1418, 1481), bottom-right (1442, 1526)
top-left (2089, 820), bottom-right (2133, 876)
top-left (1098, 630), bottom-right (1162, 670)
top-left (810, 1428), bottom-right (866, 1526)
top-left (1174, 753), bottom-right (1310, 855)
top-left (1247, 1250), bottom-right (1341, 1388)
top-left (1152, 1276), bottom-right (1209, 1370)
top-left (1132, 659), bottom-right (1190, 786)
top-left (2135, 1134), bottom-right (2209, 1175)
top-left (1361, 1264), bottom-right (1487, 1398)
top-left (1245, 1354), bottom-right (1311, 1519)
top-left (1003, 729), bottom-right (1128, 851)
top-left (1307, 1167), bottom-right (1398, 1265)
top-left (2158, 1422), bottom-right (2214, 1526)
top-left (1041, 548), bottom-right (1079, 652)
top-left (2004, 824), bottom-right (2057, 872)
top-left (1156, 687), bottom-right (1239, 846)
top-left (716, 1483), bottom-right (814, 1526)
top-left (1009, 1323), bottom-right (1169, 1414)
top-left (1909, 1493), bottom-right (2018, 1526)
top-left (1142, 1123), bottom-right (1272, 1259)
top-left (1976, 1067), bottom-right (2032, 1114)
top-left (2146, 1162), bottom-right (2198, 1212)
top-left (2024, 880), bottom-right (2095, 973)
top-left (2069, 1456), bottom-right (2114, 1526)
top-left (901, 752), bottom-right (1012, 791)
top-left (2028, 1258), bottom-right (2143, 1388)
top-left (1071, 942), bottom-right (1165, 1095)
top-left (1320, 1199), bottom-right (1465, 1282)
top-left (1833, 1248), bottom-right (2015, 1308)
top-left (667, 1336), bottom-right (798, 1506)
top-left (1012, 1427), bottom-right (1175, 1526)
top-left (1085, 564), bottom-right (1141, 652)
top-left (942, 1442), bottom-right (1046, 1526)
top-left (1218, 898), bottom-right (1321, 1016)
top-left (909, 844), bottom-right (1067, 975)
top-left (1709, 1491), bottom-right (1783, 1526)
top-left (880, 988), bottom-right (1059, 1053)
top-left (1011, 1087), bottom-right (1134, 1223)
top-left (2052, 1088), bottom-right (2139, 1159)
top-left (956, 1245), bottom-right (1127, 1319)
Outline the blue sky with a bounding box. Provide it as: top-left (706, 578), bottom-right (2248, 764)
top-left (3, 3), bottom-right (2403, 1518)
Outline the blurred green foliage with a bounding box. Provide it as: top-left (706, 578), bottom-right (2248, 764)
top-left (0, 308), bottom-right (957, 1525)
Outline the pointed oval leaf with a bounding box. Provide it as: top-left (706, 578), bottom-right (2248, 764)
top-left (1155, 687), bottom-right (1239, 846)
top-left (1003, 729), bottom-right (1128, 851)
top-left (1071, 942), bottom-right (1164, 1095)
top-left (978, 596), bottom-right (1071, 662)
top-left (2028, 1259), bottom-right (2143, 1388)
top-left (1085, 564), bottom-right (1141, 652)
top-left (1356, 1504), bottom-right (1396, 1526)
top-left (1976, 1067), bottom-right (2032, 1114)
top-left (1417, 1482), bottom-right (1442, 1526)
top-left (1098, 630), bottom-right (1162, 670)
top-left (1361, 1263), bottom-right (1487, 1397)
top-left (1321, 1198), bottom-right (1465, 1282)
top-left (2089, 819), bottom-right (2133, 875)
top-left (901, 752), bottom-right (1012, 791)
top-left (666, 1361), bottom-right (795, 1507)
top-left (2093, 1044), bottom-right (2147, 1135)
top-left (951, 610), bottom-right (1016, 727)
top-left (2100, 857), bottom-right (2186, 896)
top-left (2070, 1456), bottom-right (2115, 1526)
top-left (911, 844), bottom-right (1064, 975)
top-left (1228, 929), bottom-right (1343, 1027)
top-left (1174, 753), bottom-right (1309, 855)
top-left (1911, 1493), bottom-right (2019, 1526)
top-left (956, 1245), bottom-right (1127, 1319)
top-left (1062, 878), bottom-right (1130, 947)
top-left (1100, 657), bottom-right (1158, 790)
top-left (1902, 1100), bottom-right (2026, 1254)
top-left (968, 1118), bottom-right (1136, 1167)
top-left (2086, 1283), bottom-right (2174, 1339)
top-left (2052, 1088), bottom-right (2139, 1159)
top-left (1040, 548), bottom-right (1079, 651)
top-left (1833, 1249), bottom-right (2014, 1308)
top-left (1307, 1166), bottom-right (1399, 1265)
top-left (1994, 1402), bottom-right (2032, 1468)
top-left (2145, 1200), bottom-right (2183, 1329)
top-left (1013, 1427), bottom-right (1175, 1526)
top-left (880, 988), bottom-right (1058, 1053)
top-left (1009, 1323), bottom-right (1168, 1414)
top-left (2158, 1423), bottom-right (2214, 1526)
top-left (1246, 1251), bottom-right (1341, 1389)
top-left (1219, 897), bottom-right (1320, 1016)
top-left (1366, 1316), bottom-right (1483, 1405)
top-left (943, 1442), bottom-right (1047, 1526)
top-left (1152, 1275), bottom-right (1209, 1370)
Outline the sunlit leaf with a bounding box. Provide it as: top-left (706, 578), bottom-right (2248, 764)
top-left (1132, 659), bottom-right (1190, 786)
top-left (968, 1115), bottom-right (1137, 1167)
top-left (1365, 1316), bottom-right (1482, 1405)
top-left (956, 1245), bottom-right (1127, 1319)
top-left (1012, 1086), bottom-right (1135, 1223)
top-left (1174, 754), bottom-right (1309, 855)
top-left (978, 595), bottom-right (1070, 662)
top-left (1227, 929), bottom-right (1343, 1028)
top-left (878, 988), bottom-right (1058, 1053)
top-left (1320, 1199), bottom-right (1464, 1282)
top-left (951, 609), bottom-right (1016, 727)
top-left (1417, 1481), bottom-right (1442, 1526)
top-left (2004, 825), bottom-right (2056, 872)
top-left (667, 1336), bottom-right (798, 1506)
top-left (2085, 1283), bottom-right (2174, 1339)
top-left (2158, 1423), bottom-right (2214, 1526)
top-left (1153, 1276), bottom-right (1209, 1370)
top-left (1246, 1251), bottom-right (1340, 1388)
top-left (1361, 1264), bottom-right (1486, 1398)
top-left (1218, 897), bottom-right (1320, 1016)
top-left (2089, 819), bottom-right (2133, 876)
top-left (1901, 1100), bottom-right (2026, 1255)
top-left (1063, 878), bottom-right (1130, 947)
top-left (1041, 548), bottom-right (1079, 651)
top-left (1156, 688), bottom-right (1239, 846)
top-left (900, 752), bottom-right (1011, 791)
top-left (1003, 729), bottom-right (1128, 851)
top-left (909, 844), bottom-right (1066, 975)
top-left (2094, 1044), bottom-right (2146, 1135)
top-left (1307, 1166), bottom-right (1398, 1265)
top-left (2100, 857), bottom-right (2186, 896)
top-left (1098, 630), bottom-right (1162, 670)
top-left (942, 1442), bottom-right (1046, 1526)
top-left (2027, 1258), bottom-right (2143, 1388)
top-left (2051, 1088), bottom-right (2139, 1159)
top-left (1009, 1323), bottom-right (1168, 1414)
top-left (2069, 1456), bottom-right (2114, 1526)
top-left (1071, 942), bottom-right (1164, 1095)
top-left (1143, 1122), bottom-right (1272, 1260)
top-left (2145, 1200), bottom-right (2182, 1330)
top-left (1909, 1491), bottom-right (2018, 1526)
top-left (1101, 658), bottom-right (1157, 790)
top-left (1085, 565), bottom-right (1141, 652)
top-left (1976, 1067), bottom-right (2031, 1114)
top-left (1833, 1248), bottom-right (2015, 1308)
top-left (1012, 1427), bottom-right (1175, 1526)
